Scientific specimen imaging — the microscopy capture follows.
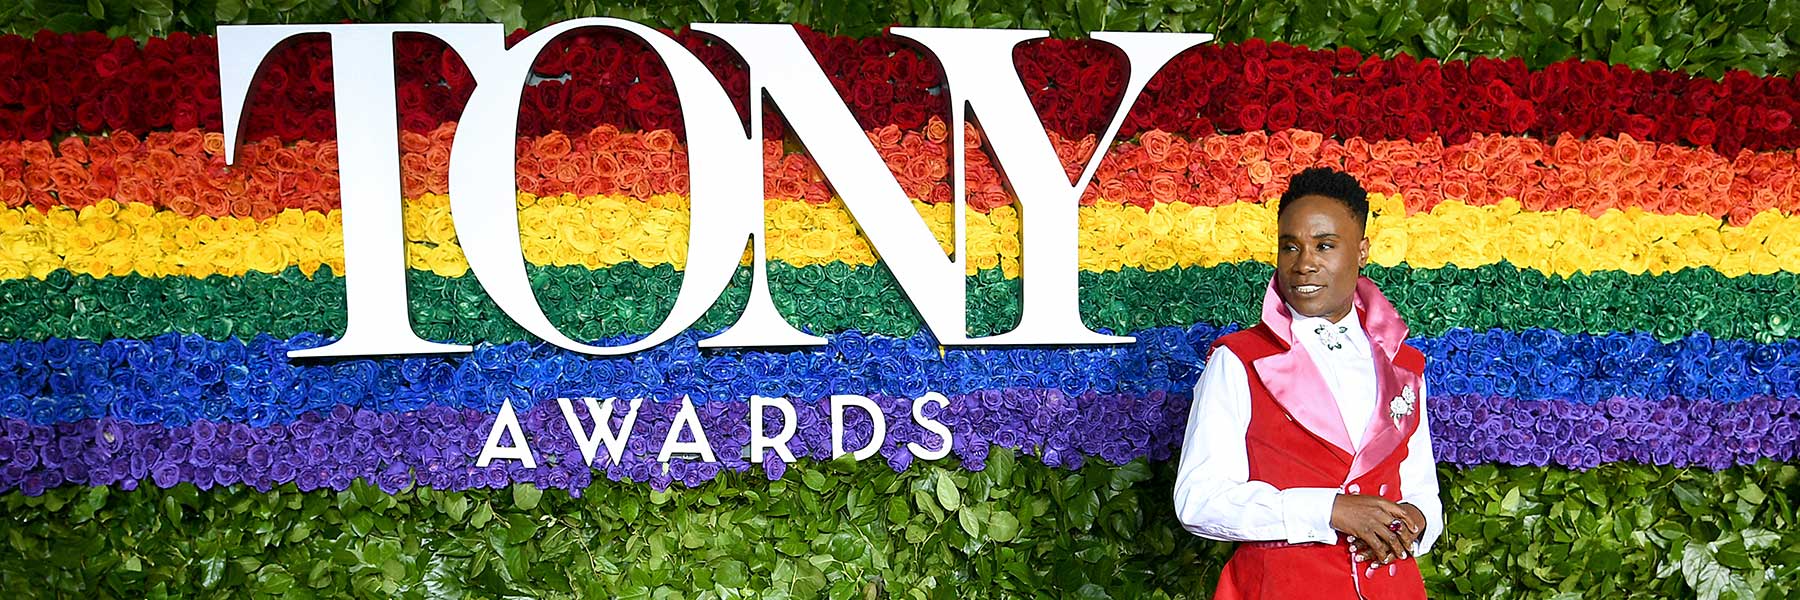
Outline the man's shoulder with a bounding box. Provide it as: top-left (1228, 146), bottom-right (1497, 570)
top-left (1208, 324), bottom-right (1285, 361)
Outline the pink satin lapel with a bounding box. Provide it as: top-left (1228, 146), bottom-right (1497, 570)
top-left (1251, 349), bottom-right (1357, 459)
top-left (1346, 276), bottom-right (1418, 481)
top-left (1347, 343), bottom-right (1416, 483)
top-left (1254, 278), bottom-right (1356, 458)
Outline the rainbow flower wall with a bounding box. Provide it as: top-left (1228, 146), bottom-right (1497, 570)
top-left (2, 4), bottom-right (1799, 598)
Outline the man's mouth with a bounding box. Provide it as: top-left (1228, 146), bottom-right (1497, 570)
top-left (1291, 284), bottom-right (1324, 296)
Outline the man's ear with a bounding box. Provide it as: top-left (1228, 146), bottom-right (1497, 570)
top-left (1357, 234), bottom-right (1371, 266)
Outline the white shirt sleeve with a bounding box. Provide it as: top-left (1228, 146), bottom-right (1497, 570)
top-left (1173, 347), bottom-right (1341, 544)
top-left (1399, 379), bottom-right (1445, 555)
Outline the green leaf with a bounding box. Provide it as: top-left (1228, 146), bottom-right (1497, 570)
top-left (988, 511), bottom-right (1021, 542)
top-left (1623, 44), bottom-right (1664, 70)
top-left (505, 514), bottom-right (540, 545)
top-left (803, 469), bottom-right (829, 492)
top-left (934, 472), bottom-right (962, 512)
top-left (512, 484), bottom-right (543, 511)
top-left (1682, 541), bottom-right (1756, 600)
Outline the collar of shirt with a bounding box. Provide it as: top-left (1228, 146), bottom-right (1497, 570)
top-left (1285, 304), bottom-right (1371, 358)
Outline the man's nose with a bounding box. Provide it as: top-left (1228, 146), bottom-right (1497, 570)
top-left (1294, 249), bottom-right (1321, 273)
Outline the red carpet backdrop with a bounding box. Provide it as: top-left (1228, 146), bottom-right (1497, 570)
top-left (2, 2), bottom-right (1798, 598)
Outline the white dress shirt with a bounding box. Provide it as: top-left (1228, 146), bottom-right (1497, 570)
top-left (1172, 307), bottom-right (1444, 554)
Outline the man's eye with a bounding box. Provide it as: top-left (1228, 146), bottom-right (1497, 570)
top-left (1318, 243), bottom-right (1334, 251)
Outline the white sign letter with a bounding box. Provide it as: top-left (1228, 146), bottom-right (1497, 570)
top-left (908, 392), bottom-right (954, 460)
top-left (830, 394), bottom-right (887, 460)
top-left (658, 395), bottom-right (718, 462)
top-left (558, 396), bottom-right (642, 466)
top-left (750, 395), bottom-right (799, 463)
top-left (475, 398), bottom-right (536, 468)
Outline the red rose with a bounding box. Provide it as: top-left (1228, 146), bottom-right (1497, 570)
top-left (441, 49), bottom-right (474, 90)
top-left (1242, 58), bottom-right (1267, 87)
top-left (1685, 117), bottom-right (1717, 146)
top-left (304, 112), bottom-right (334, 142)
top-left (1505, 102), bottom-right (1535, 134)
top-left (171, 102), bottom-right (199, 130)
top-left (1237, 104), bottom-right (1267, 132)
top-left (74, 101), bottom-right (105, 132)
top-left (1265, 100), bottom-right (1298, 131)
top-left (568, 87), bottom-right (606, 121)
top-left (1622, 114), bottom-right (1655, 140)
top-left (1765, 109), bottom-right (1793, 132)
top-left (891, 100), bottom-right (927, 130)
top-left (307, 59), bottom-right (333, 93)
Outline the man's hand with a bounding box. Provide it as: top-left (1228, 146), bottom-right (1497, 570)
top-left (1330, 494), bottom-right (1425, 565)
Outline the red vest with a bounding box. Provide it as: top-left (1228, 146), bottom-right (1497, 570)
top-left (1210, 323), bottom-right (1429, 600)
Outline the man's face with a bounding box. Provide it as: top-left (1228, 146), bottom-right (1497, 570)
top-left (1275, 194), bottom-right (1369, 322)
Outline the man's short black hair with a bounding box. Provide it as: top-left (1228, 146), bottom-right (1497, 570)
top-left (1278, 167), bottom-right (1369, 229)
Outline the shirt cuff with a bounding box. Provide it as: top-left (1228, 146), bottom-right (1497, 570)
top-left (1279, 487), bottom-right (1341, 545)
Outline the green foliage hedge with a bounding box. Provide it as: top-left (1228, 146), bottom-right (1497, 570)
top-left (3, 450), bottom-right (1794, 598)
top-left (4, 0), bottom-right (1797, 76)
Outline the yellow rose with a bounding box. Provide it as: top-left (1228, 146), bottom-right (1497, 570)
top-left (427, 244), bottom-right (468, 277)
top-left (245, 239), bottom-right (288, 274)
top-left (970, 250), bottom-right (1000, 271)
top-left (771, 201), bottom-right (808, 231)
top-left (994, 233), bottom-right (1021, 260)
top-left (796, 229), bottom-right (836, 263)
top-left (664, 231), bottom-right (689, 269)
top-left (1142, 242), bottom-right (1178, 271)
top-left (633, 235), bottom-right (668, 266)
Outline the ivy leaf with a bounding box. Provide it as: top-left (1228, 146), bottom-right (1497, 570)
top-left (1681, 541), bottom-right (1755, 600)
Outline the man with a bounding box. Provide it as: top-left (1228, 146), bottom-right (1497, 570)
top-left (1173, 167), bottom-right (1443, 599)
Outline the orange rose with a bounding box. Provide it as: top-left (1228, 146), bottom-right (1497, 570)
top-left (1271, 161), bottom-right (1295, 183)
top-left (21, 141), bottom-right (54, 165)
top-left (1343, 137), bottom-right (1370, 160)
top-left (870, 124), bottom-right (903, 148)
top-left (597, 152), bottom-right (626, 177)
top-left (533, 131), bottom-right (573, 160)
top-left (647, 152), bottom-right (673, 174)
top-left (57, 137), bottom-right (90, 164)
top-left (21, 166), bottom-right (51, 190)
top-left (554, 160), bottom-right (580, 184)
top-left (903, 156), bottom-right (938, 187)
top-left (1100, 179), bottom-right (1128, 200)
top-left (1236, 140), bottom-right (1265, 165)
top-left (963, 122), bottom-right (983, 149)
top-left (251, 197), bottom-right (280, 220)
top-left (1291, 130), bottom-right (1323, 155)
top-left (1201, 136), bottom-right (1231, 162)
top-left (643, 129), bottom-right (677, 153)
top-left (395, 130), bottom-right (430, 155)
top-left (109, 132), bottom-right (142, 155)
top-left (1711, 169), bottom-right (1733, 192)
top-left (924, 117), bottom-right (949, 144)
top-left (172, 130), bottom-right (204, 156)
top-left (1616, 188), bottom-right (1641, 210)
top-left (1368, 139), bottom-right (1395, 161)
top-left (1140, 130), bottom-right (1174, 163)
top-left (1149, 172), bottom-right (1179, 200)
top-left (1157, 145), bottom-right (1190, 173)
top-left (430, 121), bottom-right (459, 147)
top-left (0, 180), bottom-right (26, 208)
top-left (1246, 160), bottom-right (1273, 185)
top-left (516, 157), bottom-right (543, 180)
top-left (1387, 145), bottom-right (1421, 164)
top-left (1266, 132), bottom-right (1293, 161)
